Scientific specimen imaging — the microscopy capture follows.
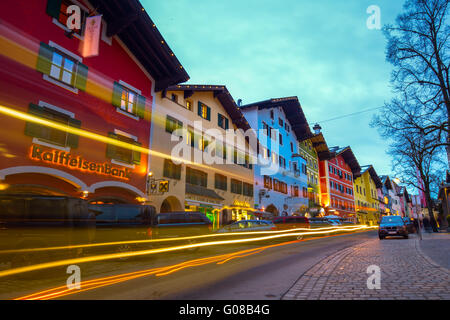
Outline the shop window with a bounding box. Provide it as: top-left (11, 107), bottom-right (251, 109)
top-left (215, 174), bottom-right (227, 191)
top-left (186, 167), bottom-right (207, 187)
top-left (231, 179), bottom-right (243, 195)
top-left (106, 132), bottom-right (141, 165)
top-left (198, 101), bottom-right (211, 121)
top-left (165, 115), bottom-right (183, 134)
top-left (25, 103), bottom-right (81, 148)
top-left (243, 183), bottom-right (253, 197)
top-left (37, 42), bottom-right (88, 92)
top-left (163, 159), bottom-right (181, 180)
top-left (112, 82), bottom-right (146, 119)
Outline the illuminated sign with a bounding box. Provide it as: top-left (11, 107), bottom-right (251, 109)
top-left (30, 145), bottom-right (131, 180)
top-left (233, 200), bottom-right (250, 207)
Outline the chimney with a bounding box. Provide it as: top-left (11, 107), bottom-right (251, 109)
top-left (313, 123), bottom-right (322, 134)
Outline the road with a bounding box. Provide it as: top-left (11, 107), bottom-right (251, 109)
top-left (31, 230), bottom-right (376, 300)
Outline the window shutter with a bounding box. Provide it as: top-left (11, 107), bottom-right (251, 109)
top-left (218, 114), bottom-right (223, 128)
top-left (225, 118), bottom-right (229, 130)
top-left (206, 106), bottom-right (211, 121)
top-left (74, 63), bottom-right (88, 91)
top-left (66, 118), bottom-right (81, 148)
top-left (175, 163), bottom-right (181, 180)
top-left (136, 95), bottom-right (146, 119)
top-left (112, 82), bottom-right (122, 108)
top-left (25, 103), bottom-right (45, 138)
top-left (132, 141), bottom-right (142, 165)
top-left (197, 101), bottom-right (203, 117)
top-left (106, 132), bottom-right (118, 159)
top-left (36, 42), bottom-right (54, 75)
top-left (46, 0), bottom-right (62, 19)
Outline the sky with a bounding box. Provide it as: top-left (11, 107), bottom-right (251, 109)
top-left (142, 0), bottom-right (406, 178)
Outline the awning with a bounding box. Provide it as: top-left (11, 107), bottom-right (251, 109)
top-left (185, 184), bottom-right (225, 201)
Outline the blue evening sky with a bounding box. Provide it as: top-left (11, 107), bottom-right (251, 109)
top-left (142, 0), bottom-right (406, 177)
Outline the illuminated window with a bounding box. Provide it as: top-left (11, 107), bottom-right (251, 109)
top-left (186, 100), bottom-right (193, 111)
top-left (120, 88), bottom-right (137, 114)
top-left (198, 102), bottom-right (211, 121)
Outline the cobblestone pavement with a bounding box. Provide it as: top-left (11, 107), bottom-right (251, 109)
top-left (418, 232), bottom-right (450, 270)
top-left (282, 234), bottom-right (450, 300)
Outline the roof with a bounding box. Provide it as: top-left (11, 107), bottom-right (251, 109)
top-left (89, 0), bottom-right (189, 91)
top-left (240, 97), bottom-right (312, 140)
top-left (380, 175), bottom-right (393, 190)
top-left (185, 184), bottom-right (224, 201)
top-left (306, 133), bottom-right (332, 161)
top-left (359, 165), bottom-right (382, 188)
top-left (329, 146), bottom-right (361, 176)
top-left (166, 84), bottom-right (251, 131)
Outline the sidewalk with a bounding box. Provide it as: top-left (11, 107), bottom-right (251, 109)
top-left (282, 234), bottom-right (450, 300)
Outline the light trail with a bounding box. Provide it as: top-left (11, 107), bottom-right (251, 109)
top-left (15, 230), bottom-right (372, 300)
top-left (0, 226), bottom-right (377, 279)
top-left (0, 225), bottom-right (369, 255)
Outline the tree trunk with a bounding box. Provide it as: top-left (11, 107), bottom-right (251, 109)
top-left (425, 186), bottom-right (438, 232)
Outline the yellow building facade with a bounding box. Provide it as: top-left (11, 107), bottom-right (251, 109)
top-left (149, 85), bottom-right (255, 229)
top-left (353, 165), bottom-right (382, 225)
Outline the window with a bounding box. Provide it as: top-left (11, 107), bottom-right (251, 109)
top-left (106, 132), bottom-right (141, 165)
top-left (293, 186), bottom-right (299, 197)
top-left (279, 118), bottom-right (284, 127)
top-left (290, 142), bottom-right (294, 152)
top-left (272, 152), bottom-right (278, 164)
top-left (198, 102), bottom-right (211, 121)
top-left (163, 159), bottom-right (181, 180)
top-left (112, 82), bottom-right (146, 118)
top-left (37, 42), bottom-right (88, 92)
top-left (231, 179), bottom-right (243, 194)
top-left (218, 114), bottom-right (229, 130)
top-left (46, 0), bottom-right (87, 36)
top-left (286, 123), bottom-right (290, 132)
top-left (270, 110), bottom-right (274, 119)
top-left (165, 115), bottom-right (183, 134)
top-left (186, 100), bottom-right (193, 111)
top-left (243, 183), bottom-right (253, 197)
top-left (171, 93), bottom-right (178, 103)
top-left (264, 176), bottom-right (273, 189)
top-left (25, 103), bottom-right (81, 148)
top-left (279, 133), bottom-right (283, 145)
top-left (262, 122), bottom-right (269, 135)
top-left (279, 156), bottom-right (286, 169)
top-left (215, 174), bottom-right (227, 191)
top-left (303, 187), bottom-right (308, 198)
top-left (186, 167), bottom-right (207, 187)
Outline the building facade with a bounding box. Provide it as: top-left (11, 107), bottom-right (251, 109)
top-left (353, 165), bottom-right (382, 225)
top-left (319, 146), bottom-right (360, 220)
top-left (240, 97), bottom-right (311, 216)
top-left (149, 85), bottom-right (254, 228)
top-left (298, 139), bottom-right (321, 212)
top-left (0, 0), bottom-right (188, 204)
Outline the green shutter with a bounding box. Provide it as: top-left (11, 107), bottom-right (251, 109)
top-left (225, 118), bottom-right (229, 130)
top-left (66, 118), bottom-right (81, 148)
top-left (198, 102), bottom-right (202, 117)
top-left (74, 63), bottom-right (88, 91)
top-left (46, 0), bottom-right (62, 19)
top-left (206, 106), bottom-right (211, 121)
top-left (218, 114), bottom-right (223, 127)
top-left (132, 141), bottom-right (142, 165)
top-left (136, 95), bottom-right (146, 119)
top-left (36, 42), bottom-right (54, 75)
top-left (112, 82), bottom-right (122, 108)
top-left (25, 103), bottom-right (45, 138)
top-left (106, 132), bottom-right (118, 159)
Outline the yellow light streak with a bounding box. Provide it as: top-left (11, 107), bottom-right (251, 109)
top-left (0, 226), bottom-right (377, 279)
top-left (0, 225), bottom-right (373, 255)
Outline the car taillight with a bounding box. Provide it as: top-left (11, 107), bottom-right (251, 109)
top-left (147, 227), bottom-right (152, 238)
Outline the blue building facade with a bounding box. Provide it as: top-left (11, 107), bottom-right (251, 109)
top-left (240, 97), bottom-right (310, 216)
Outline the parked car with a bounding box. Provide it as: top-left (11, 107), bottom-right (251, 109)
top-left (378, 216), bottom-right (408, 239)
top-left (402, 217), bottom-right (416, 234)
top-left (217, 220), bottom-right (276, 233)
top-left (0, 194), bottom-right (95, 267)
top-left (89, 203), bottom-right (156, 255)
top-left (308, 218), bottom-right (333, 228)
top-left (271, 216), bottom-right (310, 231)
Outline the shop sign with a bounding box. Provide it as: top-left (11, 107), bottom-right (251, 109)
top-left (233, 200), bottom-right (250, 208)
top-left (29, 144), bottom-right (131, 180)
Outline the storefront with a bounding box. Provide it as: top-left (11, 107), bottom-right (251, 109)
top-left (185, 191), bottom-right (224, 230)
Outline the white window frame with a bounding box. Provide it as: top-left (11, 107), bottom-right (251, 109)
top-left (115, 80), bottom-right (142, 120)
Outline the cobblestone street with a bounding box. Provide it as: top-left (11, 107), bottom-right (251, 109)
top-left (283, 233), bottom-right (450, 300)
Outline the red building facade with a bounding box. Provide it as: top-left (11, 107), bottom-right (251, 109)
top-left (0, 0), bottom-right (188, 203)
top-left (319, 146), bottom-right (361, 219)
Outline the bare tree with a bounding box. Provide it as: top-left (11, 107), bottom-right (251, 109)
top-left (372, 100), bottom-right (445, 232)
top-left (384, 0), bottom-right (450, 163)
